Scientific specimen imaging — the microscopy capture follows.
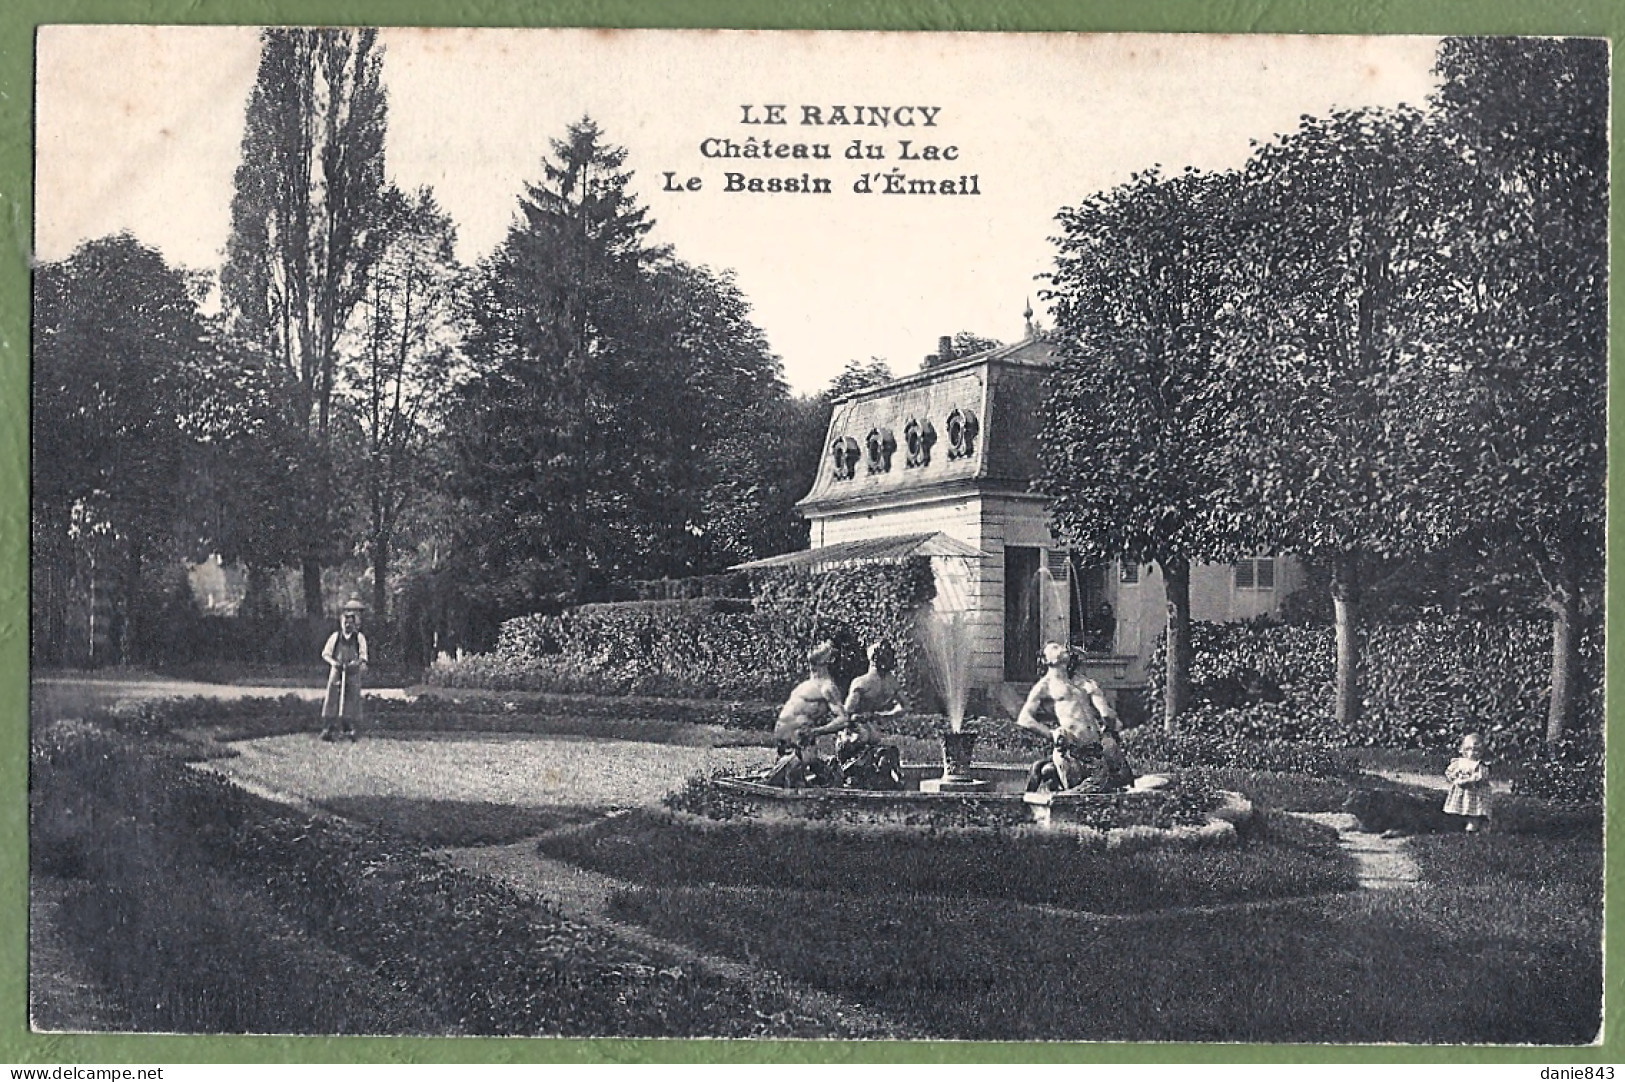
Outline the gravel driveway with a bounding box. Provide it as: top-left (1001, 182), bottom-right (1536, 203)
top-left (209, 732), bottom-right (773, 809)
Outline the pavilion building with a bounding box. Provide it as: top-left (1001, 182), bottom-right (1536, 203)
top-left (738, 328), bottom-right (1304, 710)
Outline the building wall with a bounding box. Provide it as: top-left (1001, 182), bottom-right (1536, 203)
top-left (813, 492), bottom-right (1070, 694)
top-left (814, 489), bottom-right (1308, 694)
top-left (1114, 556), bottom-right (1307, 681)
top-left (980, 494), bottom-right (1066, 684)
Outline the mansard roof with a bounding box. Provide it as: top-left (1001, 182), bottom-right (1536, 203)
top-left (797, 335), bottom-right (1059, 517)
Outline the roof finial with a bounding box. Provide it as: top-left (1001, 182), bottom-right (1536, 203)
top-left (1023, 297), bottom-right (1037, 339)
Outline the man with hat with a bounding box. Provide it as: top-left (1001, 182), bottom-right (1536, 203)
top-left (764, 641), bottom-right (846, 788)
top-left (320, 596), bottom-right (370, 742)
top-left (1016, 641), bottom-right (1133, 792)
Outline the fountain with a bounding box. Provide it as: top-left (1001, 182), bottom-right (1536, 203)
top-left (700, 619), bottom-right (1252, 845)
top-left (917, 611), bottom-right (990, 793)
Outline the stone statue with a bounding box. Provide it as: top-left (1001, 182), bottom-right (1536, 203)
top-left (1016, 642), bottom-right (1133, 792)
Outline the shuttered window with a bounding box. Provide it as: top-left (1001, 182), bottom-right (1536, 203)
top-left (1235, 558), bottom-right (1276, 590)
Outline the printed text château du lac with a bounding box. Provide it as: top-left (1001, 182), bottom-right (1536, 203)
top-left (663, 104), bottom-right (982, 196)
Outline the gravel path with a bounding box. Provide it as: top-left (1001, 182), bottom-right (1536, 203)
top-left (33, 674), bottom-right (408, 720)
top-left (1366, 768), bottom-right (1513, 795)
top-left (1293, 811), bottom-right (1420, 889)
top-left (205, 731), bottom-right (774, 808)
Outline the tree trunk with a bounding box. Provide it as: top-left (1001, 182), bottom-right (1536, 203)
top-left (120, 540), bottom-right (143, 666)
top-left (1162, 556), bottom-right (1192, 733)
top-left (1331, 552), bottom-right (1362, 729)
top-left (1546, 559), bottom-right (1580, 746)
top-left (241, 565), bottom-right (275, 622)
top-left (372, 534), bottom-right (390, 625)
top-left (302, 558), bottom-right (325, 619)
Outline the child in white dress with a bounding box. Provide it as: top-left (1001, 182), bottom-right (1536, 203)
top-left (1443, 733), bottom-right (1492, 832)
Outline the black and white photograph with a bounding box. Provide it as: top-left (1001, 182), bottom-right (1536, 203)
top-left (28, 26), bottom-right (1606, 1044)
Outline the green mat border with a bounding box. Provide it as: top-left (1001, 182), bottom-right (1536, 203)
top-left (2, 0), bottom-right (1619, 1066)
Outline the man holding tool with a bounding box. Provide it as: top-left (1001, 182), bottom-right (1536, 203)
top-left (320, 596), bottom-right (369, 742)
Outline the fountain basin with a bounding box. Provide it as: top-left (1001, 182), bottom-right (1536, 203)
top-left (705, 764), bottom-right (1252, 847)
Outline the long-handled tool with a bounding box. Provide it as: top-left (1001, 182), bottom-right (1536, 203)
top-left (338, 663), bottom-right (356, 740)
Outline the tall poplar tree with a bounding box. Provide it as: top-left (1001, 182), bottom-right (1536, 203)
top-left (220, 27), bottom-right (391, 617)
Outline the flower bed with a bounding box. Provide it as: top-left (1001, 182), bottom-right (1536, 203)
top-left (672, 769), bottom-right (1244, 848)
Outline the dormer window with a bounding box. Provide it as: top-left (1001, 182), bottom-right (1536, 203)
top-left (946, 407), bottom-right (980, 460)
top-left (829, 436), bottom-right (861, 481)
top-left (865, 427), bottom-right (896, 474)
top-left (904, 417), bottom-right (936, 468)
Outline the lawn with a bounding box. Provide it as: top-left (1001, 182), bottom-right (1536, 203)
top-left (316, 796), bottom-right (604, 847)
top-left (559, 769), bottom-right (1603, 1044)
top-left (607, 858), bottom-right (1601, 1043)
top-left (32, 686), bottom-right (1604, 1044)
top-left (538, 805), bottom-right (1356, 913)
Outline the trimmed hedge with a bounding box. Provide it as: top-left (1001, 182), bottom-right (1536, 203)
top-left (1121, 728), bottom-right (1359, 780)
top-left (1147, 617), bottom-right (1602, 755)
top-left (430, 559), bottom-right (938, 704)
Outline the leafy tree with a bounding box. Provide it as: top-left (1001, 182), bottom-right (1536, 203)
top-left (1218, 106), bottom-right (1465, 728)
top-left (219, 27), bottom-right (392, 618)
top-left (951, 331), bottom-right (1003, 356)
top-left (32, 234), bottom-right (213, 662)
top-left (828, 357), bottom-right (893, 397)
top-left (1428, 37), bottom-right (1607, 743)
top-left (338, 186), bottom-right (465, 619)
top-left (1039, 168), bottom-right (1243, 730)
top-left (640, 261), bottom-right (800, 568)
top-left (701, 389), bottom-right (827, 565)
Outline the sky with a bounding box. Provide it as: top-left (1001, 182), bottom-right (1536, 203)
top-left (35, 27), bottom-right (1442, 394)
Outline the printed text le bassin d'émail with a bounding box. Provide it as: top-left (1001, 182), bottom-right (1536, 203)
top-left (662, 104), bottom-right (981, 197)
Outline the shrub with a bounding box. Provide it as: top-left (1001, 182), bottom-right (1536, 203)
top-left (1514, 732), bottom-right (1604, 805)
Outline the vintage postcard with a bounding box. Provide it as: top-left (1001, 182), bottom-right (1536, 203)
top-left (27, 26), bottom-right (1606, 1049)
